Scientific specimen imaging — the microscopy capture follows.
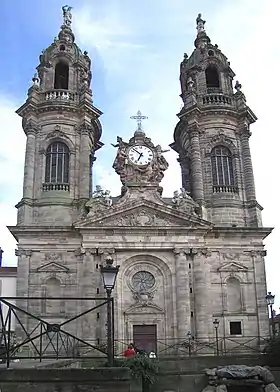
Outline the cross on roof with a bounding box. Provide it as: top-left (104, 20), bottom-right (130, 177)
top-left (130, 110), bottom-right (148, 132)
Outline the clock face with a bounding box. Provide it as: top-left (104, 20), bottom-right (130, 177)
top-left (128, 145), bottom-right (153, 166)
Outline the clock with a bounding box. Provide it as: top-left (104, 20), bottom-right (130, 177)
top-left (128, 145), bottom-right (153, 166)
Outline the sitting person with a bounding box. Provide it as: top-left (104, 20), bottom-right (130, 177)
top-left (123, 343), bottom-right (136, 358)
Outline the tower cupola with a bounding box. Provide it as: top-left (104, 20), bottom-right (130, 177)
top-left (171, 14), bottom-right (261, 228)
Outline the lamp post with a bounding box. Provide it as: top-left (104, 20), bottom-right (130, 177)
top-left (100, 256), bottom-right (119, 366)
top-left (213, 318), bottom-right (220, 356)
top-left (266, 292), bottom-right (276, 338)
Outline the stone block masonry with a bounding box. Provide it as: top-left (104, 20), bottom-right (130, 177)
top-left (0, 367), bottom-right (131, 392)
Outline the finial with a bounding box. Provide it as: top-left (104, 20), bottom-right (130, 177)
top-left (62, 5), bottom-right (73, 28)
top-left (32, 72), bottom-right (39, 86)
top-left (196, 13), bottom-right (206, 34)
top-left (234, 80), bottom-right (242, 92)
top-left (130, 110), bottom-right (148, 133)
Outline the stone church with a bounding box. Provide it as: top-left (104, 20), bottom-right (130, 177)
top-left (9, 8), bottom-right (272, 354)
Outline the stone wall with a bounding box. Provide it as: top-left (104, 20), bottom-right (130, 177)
top-left (0, 367), bottom-right (131, 392)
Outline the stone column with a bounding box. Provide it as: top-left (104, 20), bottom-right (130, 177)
top-left (22, 128), bottom-right (36, 199)
top-left (193, 249), bottom-right (212, 339)
top-left (174, 249), bottom-right (191, 339)
top-left (81, 248), bottom-right (97, 342)
top-left (14, 249), bottom-right (32, 339)
top-left (79, 126), bottom-right (91, 199)
top-left (240, 128), bottom-right (256, 201)
top-left (189, 125), bottom-right (204, 203)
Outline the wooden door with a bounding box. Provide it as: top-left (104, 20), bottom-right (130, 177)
top-left (133, 324), bottom-right (157, 354)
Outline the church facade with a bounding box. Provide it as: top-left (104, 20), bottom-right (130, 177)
top-left (9, 9), bottom-right (272, 354)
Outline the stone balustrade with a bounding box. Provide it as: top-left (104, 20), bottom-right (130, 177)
top-left (213, 185), bottom-right (238, 193)
top-left (201, 93), bottom-right (234, 107)
top-left (42, 183), bottom-right (70, 192)
top-left (44, 89), bottom-right (75, 102)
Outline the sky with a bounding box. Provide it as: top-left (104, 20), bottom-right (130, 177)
top-left (0, 0), bottom-right (279, 308)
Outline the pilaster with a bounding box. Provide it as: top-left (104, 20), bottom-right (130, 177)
top-left (193, 248), bottom-right (212, 339)
top-left (250, 250), bottom-right (269, 337)
top-left (173, 248), bottom-right (191, 339)
top-left (189, 125), bottom-right (204, 203)
top-left (22, 126), bottom-right (37, 200)
top-left (81, 248), bottom-right (97, 342)
top-left (239, 127), bottom-right (256, 201)
top-left (15, 249), bottom-right (33, 339)
top-left (79, 125), bottom-right (91, 199)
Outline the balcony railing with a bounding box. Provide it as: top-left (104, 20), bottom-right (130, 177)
top-left (213, 185), bottom-right (238, 194)
top-left (44, 89), bottom-right (75, 102)
top-left (201, 93), bottom-right (233, 107)
top-left (42, 183), bottom-right (70, 192)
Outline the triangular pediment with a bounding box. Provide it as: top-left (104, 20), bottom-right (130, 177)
top-left (76, 199), bottom-right (211, 228)
top-left (217, 262), bottom-right (248, 272)
top-left (124, 303), bottom-right (164, 314)
top-left (37, 262), bottom-right (69, 273)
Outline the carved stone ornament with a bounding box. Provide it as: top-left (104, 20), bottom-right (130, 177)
top-left (111, 131), bottom-right (169, 186)
top-left (85, 185), bottom-right (113, 217)
top-left (44, 253), bottom-right (64, 263)
top-left (217, 261), bottom-right (248, 273)
top-left (36, 262), bottom-right (69, 273)
top-left (96, 209), bottom-right (188, 227)
top-left (132, 291), bottom-right (155, 307)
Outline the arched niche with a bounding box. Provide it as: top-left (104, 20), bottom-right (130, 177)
top-left (226, 277), bottom-right (242, 312)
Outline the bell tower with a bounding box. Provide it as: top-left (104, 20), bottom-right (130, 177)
top-left (15, 6), bottom-right (103, 226)
top-left (171, 14), bottom-right (261, 227)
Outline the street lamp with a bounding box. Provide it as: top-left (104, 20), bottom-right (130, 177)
top-left (213, 318), bottom-right (220, 356)
top-left (266, 292), bottom-right (276, 338)
top-left (100, 256), bottom-right (120, 366)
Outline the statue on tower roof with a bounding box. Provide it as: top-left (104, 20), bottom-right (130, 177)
top-left (196, 13), bottom-right (206, 34)
top-left (62, 5), bottom-right (73, 28)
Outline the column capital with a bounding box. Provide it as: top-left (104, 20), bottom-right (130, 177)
top-left (193, 248), bottom-right (212, 257)
top-left (15, 249), bottom-right (32, 257)
top-left (189, 123), bottom-right (199, 137)
top-left (98, 248), bottom-right (115, 255)
top-left (250, 250), bottom-right (267, 258)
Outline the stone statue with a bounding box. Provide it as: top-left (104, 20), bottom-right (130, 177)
top-left (187, 76), bottom-right (195, 92)
top-left (103, 190), bottom-right (113, 206)
top-left (62, 5), bottom-right (73, 27)
top-left (155, 145), bottom-right (170, 156)
top-left (234, 80), bottom-right (242, 92)
top-left (196, 13), bottom-right (206, 33)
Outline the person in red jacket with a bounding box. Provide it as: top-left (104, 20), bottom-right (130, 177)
top-left (123, 343), bottom-right (136, 358)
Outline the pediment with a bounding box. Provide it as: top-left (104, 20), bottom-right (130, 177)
top-left (76, 200), bottom-right (211, 228)
top-left (124, 303), bottom-right (164, 314)
top-left (37, 262), bottom-right (69, 273)
top-left (217, 262), bottom-right (248, 272)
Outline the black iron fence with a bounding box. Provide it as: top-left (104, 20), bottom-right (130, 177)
top-left (0, 297), bottom-right (273, 368)
top-left (113, 336), bottom-right (271, 358)
top-left (0, 296), bottom-right (113, 368)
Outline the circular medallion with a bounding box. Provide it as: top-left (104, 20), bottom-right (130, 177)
top-left (128, 145), bottom-right (154, 166)
top-left (132, 271), bottom-right (155, 292)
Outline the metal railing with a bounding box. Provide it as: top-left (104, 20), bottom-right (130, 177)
top-left (113, 335), bottom-right (271, 358)
top-left (0, 297), bottom-right (113, 368)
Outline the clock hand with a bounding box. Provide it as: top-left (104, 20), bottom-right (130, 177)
top-left (132, 148), bottom-right (141, 155)
top-left (137, 153), bottom-right (143, 162)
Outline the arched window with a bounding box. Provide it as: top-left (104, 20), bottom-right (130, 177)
top-left (54, 62), bottom-right (69, 90)
top-left (205, 65), bottom-right (220, 88)
top-left (226, 277), bottom-right (242, 312)
top-left (211, 146), bottom-right (235, 190)
top-left (45, 142), bottom-right (69, 186)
